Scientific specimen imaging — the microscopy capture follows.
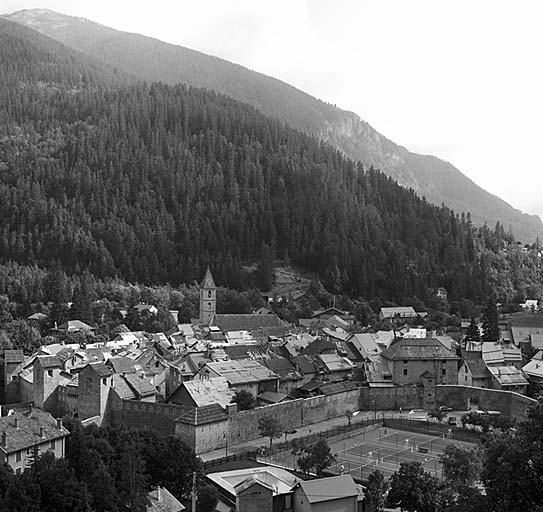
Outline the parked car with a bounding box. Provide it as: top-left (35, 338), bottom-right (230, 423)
top-left (439, 405), bottom-right (453, 412)
top-left (409, 409), bottom-right (426, 415)
top-left (448, 416), bottom-right (458, 426)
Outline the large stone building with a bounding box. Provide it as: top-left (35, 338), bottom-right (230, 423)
top-left (0, 408), bottom-right (69, 474)
top-left (381, 337), bottom-right (459, 386)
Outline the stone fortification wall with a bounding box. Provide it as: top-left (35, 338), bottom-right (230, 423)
top-left (107, 394), bottom-right (192, 435)
top-left (436, 385), bottom-right (537, 421)
top-left (228, 386), bottom-right (423, 445)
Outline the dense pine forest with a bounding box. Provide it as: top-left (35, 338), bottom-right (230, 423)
top-left (0, 19), bottom-right (541, 304)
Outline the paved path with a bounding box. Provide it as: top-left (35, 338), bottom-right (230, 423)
top-left (199, 410), bottom-right (398, 462)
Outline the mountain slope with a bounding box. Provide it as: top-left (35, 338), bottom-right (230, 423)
top-left (0, 16), bottom-right (512, 302)
top-left (4, 8), bottom-right (542, 242)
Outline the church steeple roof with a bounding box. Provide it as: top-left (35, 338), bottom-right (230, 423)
top-left (201, 267), bottom-right (216, 289)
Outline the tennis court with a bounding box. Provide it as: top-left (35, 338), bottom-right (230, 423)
top-left (329, 425), bottom-right (476, 480)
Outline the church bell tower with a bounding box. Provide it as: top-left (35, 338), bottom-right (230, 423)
top-left (199, 267), bottom-right (216, 324)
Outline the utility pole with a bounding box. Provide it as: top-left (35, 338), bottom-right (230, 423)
top-left (192, 472), bottom-right (197, 512)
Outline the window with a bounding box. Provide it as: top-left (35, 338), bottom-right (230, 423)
top-left (50, 440), bottom-right (55, 450)
top-left (465, 375), bottom-right (468, 381)
top-left (403, 369), bottom-right (408, 376)
top-left (442, 369), bottom-right (446, 375)
top-left (208, 290), bottom-right (212, 298)
top-left (47, 370), bottom-right (53, 377)
top-left (102, 378), bottom-right (107, 385)
top-left (15, 468), bottom-right (21, 475)
top-left (208, 302), bottom-right (211, 308)
top-left (403, 360), bottom-right (408, 364)
top-left (11, 375), bottom-right (17, 382)
top-left (16, 451), bottom-right (21, 462)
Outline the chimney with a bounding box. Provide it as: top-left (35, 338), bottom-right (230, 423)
top-left (56, 418), bottom-right (62, 430)
top-left (157, 487), bottom-right (161, 501)
top-left (1, 431), bottom-right (6, 447)
top-left (40, 426), bottom-right (45, 439)
top-left (14, 417), bottom-right (19, 429)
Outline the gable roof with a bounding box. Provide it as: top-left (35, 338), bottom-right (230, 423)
top-left (175, 403), bottom-right (228, 426)
top-left (381, 338), bottom-right (458, 360)
top-left (295, 475), bottom-right (358, 503)
top-left (123, 373), bottom-right (156, 398)
top-left (202, 359), bottom-right (278, 385)
top-left (169, 377), bottom-right (234, 408)
top-left (57, 320), bottom-right (94, 332)
top-left (36, 355), bottom-right (61, 369)
top-left (522, 359), bottom-right (543, 379)
top-left (488, 366), bottom-right (528, 387)
top-left (1, 350), bottom-right (24, 364)
top-left (463, 357), bottom-right (490, 379)
top-left (147, 486), bottom-right (185, 512)
top-left (107, 356), bottom-right (137, 374)
top-left (380, 306), bottom-right (417, 318)
top-left (293, 355), bottom-right (317, 375)
top-left (0, 409), bottom-right (69, 454)
top-left (84, 362), bottom-right (114, 378)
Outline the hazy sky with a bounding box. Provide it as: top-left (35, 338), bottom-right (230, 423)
top-left (3, 0), bottom-right (543, 218)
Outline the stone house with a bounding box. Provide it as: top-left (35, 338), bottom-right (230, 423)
top-left (0, 350), bottom-right (24, 404)
top-left (458, 353), bottom-right (492, 388)
top-left (0, 408), bottom-right (69, 474)
top-left (380, 337), bottom-right (459, 386)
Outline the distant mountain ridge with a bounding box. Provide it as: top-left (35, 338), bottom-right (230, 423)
top-left (5, 8), bottom-right (542, 242)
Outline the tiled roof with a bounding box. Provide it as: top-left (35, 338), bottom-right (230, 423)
top-left (36, 355), bottom-right (61, 369)
top-left (175, 403), bottom-right (228, 426)
top-left (381, 338), bottom-right (458, 360)
top-left (203, 359), bottom-right (278, 385)
top-left (1, 350), bottom-right (24, 363)
top-left (223, 345), bottom-right (268, 360)
top-left (296, 475), bottom-right (358, 503)
top-left (212, 314), bottom-right (284, 332)
top-left (0, 409), bottom-right (69, 454)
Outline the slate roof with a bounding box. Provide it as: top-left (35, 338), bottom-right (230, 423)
top-left (380, 306), bottom-right (417, 318)
top-left (1, 350), bottom-right (24, 364)
top-left (381, 338), bottom-right (458, 360)
top-left (316, 353), bottom-right (354, 372)
top-left (295, 475), bottom-right (358, 503)
top-left (263, 358), bottom-right (301, 382)
top-left (347, 333), bottom-right (381, 359)
top-left (175, 403), bottom-right (228, 426)
top-left (0, 409), bottom-right (69, 454)
top-left (112, 374), bottom-right (138, 400)
top-left (123, 373), bottom-right (156, 398)
top-left (201, 267), bottom-right (216, 289)
top-left (318, 380), bottom-right (358, 395)
top-left (86, 362), bottom-right (114, 378)
top-left (463, 357), bottom-right (490, 379)
top-left (488, 366), bottom-right (528, 387)
top-left (522, 359), bottom-right (543, 379)
top-left (293, 355), bottom-right (317, 375)
top-left (57, 320), bottom-right (94, 332)
top-left (211, 313), bottom-right (284, 332)
top-left (36, 355), bottom-right (61, 369)
top-left (202, 359), bottom-right (278, 385)
top-left (259, 391), bottom-right (290, 403)
top-left (169, 377), bottom-right (234, 408)
top-left (224, 345), bottom-right (268, 360)
top-left (302, 338), bottom-right (336, 355)
top-left (147, 486), bottom-right (185, 512)
top-left (107, 357), bottom-right (137, 374)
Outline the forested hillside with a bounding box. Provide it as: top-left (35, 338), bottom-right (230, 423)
top-left (0, 18), bottom-right (538, 303)
top-left (5, 8), bottom-right (542, 242)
